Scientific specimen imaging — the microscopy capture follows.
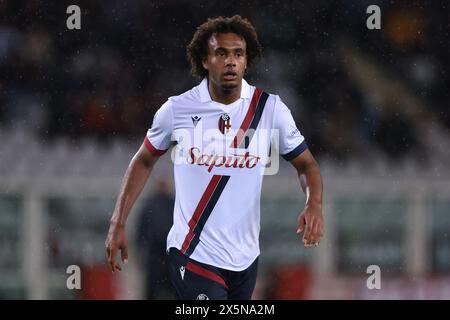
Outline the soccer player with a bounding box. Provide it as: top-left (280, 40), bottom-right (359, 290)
top-left (105, 15), bottom-right (324, 300)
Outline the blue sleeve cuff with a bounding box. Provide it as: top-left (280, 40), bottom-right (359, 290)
top-left (281, 141), bottom-right (308, 161)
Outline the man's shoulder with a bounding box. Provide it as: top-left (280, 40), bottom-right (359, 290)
top-left (251, 88), bottom-right (292, 117)
top-left (244, 82), bottom-right (278, 106)
top-left (265, 91), bottom-right (279, 104)
top-left (167, 84), bottom-right (201, 105)
top-left (253, 87), bottom-right (280, 108)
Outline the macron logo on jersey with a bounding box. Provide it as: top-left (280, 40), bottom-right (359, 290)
top-left (180, 266), bottom-right (185, 280)
top-left (191, 116), bottom-right (201, 127)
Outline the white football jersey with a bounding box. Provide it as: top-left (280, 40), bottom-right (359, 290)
top-left (145, 78), bottom-right (307, 271)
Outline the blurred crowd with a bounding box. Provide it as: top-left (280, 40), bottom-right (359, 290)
top-left (0, 0), bottom-right (448, 163)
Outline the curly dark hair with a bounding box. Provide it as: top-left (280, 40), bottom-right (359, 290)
top-left (187, 15), bottom-right (262, 80)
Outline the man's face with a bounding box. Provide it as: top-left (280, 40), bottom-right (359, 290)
top-left (202, 32), bottom-right (247, 90)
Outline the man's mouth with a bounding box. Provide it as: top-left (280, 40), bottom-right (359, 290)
top-left (223, 72), bottom-right (237, 81)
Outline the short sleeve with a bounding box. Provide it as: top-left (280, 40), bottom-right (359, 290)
top-left (273, 96), bottom-right (308, 161)
top-left (144, 100), bottom-right (173, 156)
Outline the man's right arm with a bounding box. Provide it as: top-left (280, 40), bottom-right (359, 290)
top-left (105, 143), bottom-right (160, 272)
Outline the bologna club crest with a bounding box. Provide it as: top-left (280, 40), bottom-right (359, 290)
top-left (218, 113), bottom-right (231, 134)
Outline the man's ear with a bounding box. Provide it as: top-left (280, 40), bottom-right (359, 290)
top-left (202, 58), bottom-right (208, 71)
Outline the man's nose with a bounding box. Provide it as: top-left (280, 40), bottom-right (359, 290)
top-left (225, 54), bottom-right (236, 67)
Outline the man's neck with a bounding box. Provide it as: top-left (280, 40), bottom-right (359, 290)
top-left (208, 80), bottom-right (242, 105)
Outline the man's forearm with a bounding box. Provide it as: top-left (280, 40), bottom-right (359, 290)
top-left (298, 161), bottom-right (323, 208)
top-left (110, 154), bottom-right (155, 227)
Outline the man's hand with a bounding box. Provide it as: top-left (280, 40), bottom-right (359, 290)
top-left (296, 204), bottom-right (324, 248)
top-left (105, 223), bottom-right (129, 272)
top-left (104, 144), bottom-right (158, 272)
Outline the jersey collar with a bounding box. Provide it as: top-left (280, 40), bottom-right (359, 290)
top-left (198, 77), bottom-right (251, 103)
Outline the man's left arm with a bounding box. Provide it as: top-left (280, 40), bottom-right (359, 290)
top-left (290, 149), bottom-right (324, 248)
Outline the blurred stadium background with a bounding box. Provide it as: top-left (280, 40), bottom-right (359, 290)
top-left (0, 0), bottom-right (449, 299)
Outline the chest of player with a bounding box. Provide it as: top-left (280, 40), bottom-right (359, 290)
top-left (171, 101), bottom-right (274, 173)
top-left (175, 102), bottom-right (273, 150)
